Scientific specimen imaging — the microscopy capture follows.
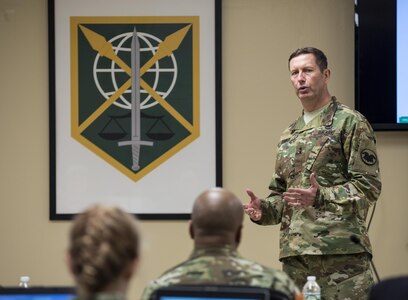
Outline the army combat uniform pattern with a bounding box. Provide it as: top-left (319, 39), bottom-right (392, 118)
top-left (140, 245), bottom-right (300, 300)
top-left (255, 97), bottom-right (381, 299)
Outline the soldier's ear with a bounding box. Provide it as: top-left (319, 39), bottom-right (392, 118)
top-left (235, 225), bottom-right (242, 246)
top-left (188, 220), bottom-right (194, 239)
top-left (123, 257), bottom-right (139, 281)
top-left (323, 68), bottom-right (331, 82)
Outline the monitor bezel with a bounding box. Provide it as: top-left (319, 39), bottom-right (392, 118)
top-left (0, 287), bottom-right (76, 297)
top-left (151, 285), bottom-right (289, 300)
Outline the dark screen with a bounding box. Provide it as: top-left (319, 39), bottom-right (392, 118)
top-left (355, 0), bottom-right (408, 130)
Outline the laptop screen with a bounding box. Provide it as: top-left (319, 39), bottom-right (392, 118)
top-left (0, 287), bottom-right (76, 300)
top-left (151, 285), bottom-right (286, 300)
top-left (160, 298), bottom-right (260, 300)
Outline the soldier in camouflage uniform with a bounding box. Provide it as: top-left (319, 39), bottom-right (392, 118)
top-left (141, 187), bottom-right (301, 300)
top-left (244, 47), bottom-right (381, 300)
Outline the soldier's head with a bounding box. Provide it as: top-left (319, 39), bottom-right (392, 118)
top-left (288, 47), bottom-right (331, 111)
top-left (189, 187), bottom-right (244, 248)
top-left (288, 47), bottom-right (328, 72)
top-left (67, 205), bottom-right (140, 296)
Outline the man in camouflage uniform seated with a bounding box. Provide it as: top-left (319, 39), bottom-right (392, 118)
top-left (141, 187), bottom-right (302, 300)
top-left (244, 47), bottom-right (381, 300)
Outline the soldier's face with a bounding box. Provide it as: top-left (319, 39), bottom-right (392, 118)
top-left (289, 53), bottom-right (330, 104)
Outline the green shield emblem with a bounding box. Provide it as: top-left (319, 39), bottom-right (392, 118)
top-left (70, 17), bottom-right (199, 181)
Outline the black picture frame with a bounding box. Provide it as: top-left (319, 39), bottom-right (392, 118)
top-left (48, 0), bottom-right (222, 220)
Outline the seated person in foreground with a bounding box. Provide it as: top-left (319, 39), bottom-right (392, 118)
top-left (141, 187), bottom-right (301, 300)
top-left (66, 205), bottom-right (140, 300)
top-left (368, 275), bottom-right (408, 300)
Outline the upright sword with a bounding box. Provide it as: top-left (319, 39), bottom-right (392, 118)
top-left (118, 27), bottom-right (153, 171)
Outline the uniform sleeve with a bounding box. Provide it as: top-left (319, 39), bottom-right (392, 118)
top-left (140, 284), bottom-right (155, 300)
top-left (315, 119), bottom-right (381, 213)
top-left (266, 267), bottom-right (301, 299)
top-left (254, 173), bottom-right (286, 226)
top-left (140, 281), bottom-right (162, 300)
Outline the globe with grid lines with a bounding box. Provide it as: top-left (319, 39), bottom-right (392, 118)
top-left (92, 31), bottom-right (178, 111)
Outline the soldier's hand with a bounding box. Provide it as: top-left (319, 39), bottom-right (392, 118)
top-left (243, 189), bottom-right (262, 221)
top-left (283, 173), bottom-right (319, 207)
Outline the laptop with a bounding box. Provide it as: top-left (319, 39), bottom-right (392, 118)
top-left (150, 284), bottom-right (291, 300)
top-left (0, 287), bottom-right (76, 300)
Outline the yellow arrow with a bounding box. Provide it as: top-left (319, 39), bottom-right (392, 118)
top-left (77, 24), bottom-right (193, 133)
top-left (140, 79), bottom-right (193, 133)
top-left (140, 24), bottom-right (191, 75)
top-left (79, 79), bottom-right (131, 134)
top-left (79, 25), bottom-right (131, 75)
top-left (79, 77), bottom-right (193, 134)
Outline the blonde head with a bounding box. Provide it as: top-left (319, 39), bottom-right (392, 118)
top-left (68, 205), bottom-right (140, 295)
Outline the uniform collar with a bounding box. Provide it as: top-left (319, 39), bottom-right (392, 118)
top-left (190, 244), bottom-right (239, 259)
top-left (289, 96), bottom-right (338, 133)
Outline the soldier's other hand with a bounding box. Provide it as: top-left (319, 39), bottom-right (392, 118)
top-left (243, 189), bottom-right (262, 221)
top-left (283, 173), bottom-right (319, 207)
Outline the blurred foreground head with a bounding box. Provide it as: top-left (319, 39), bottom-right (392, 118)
top-left (67, 205), bottom-right (140, 296)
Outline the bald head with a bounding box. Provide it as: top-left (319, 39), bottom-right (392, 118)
top-left (190, 188), bottom-right (244, 246)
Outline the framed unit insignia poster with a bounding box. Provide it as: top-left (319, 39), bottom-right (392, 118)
top-left (49, 0), bottom-right (222, 220)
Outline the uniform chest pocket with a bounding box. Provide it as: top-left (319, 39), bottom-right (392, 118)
top-left (305, 134), bottom-right (348, 185)
top-left (304, 136), bottom-right (330, 172)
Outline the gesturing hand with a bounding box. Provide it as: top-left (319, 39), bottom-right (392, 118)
top-left (243, 189), bottom-right (262, 221)
top-left (283, 173), bottom-right (319, 207)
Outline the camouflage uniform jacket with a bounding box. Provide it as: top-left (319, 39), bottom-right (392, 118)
top-left (257, 97), bottom-right (381, 260)
top-left (140, 244), bottom-right (299, 300)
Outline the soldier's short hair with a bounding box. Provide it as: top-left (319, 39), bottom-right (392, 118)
top-left (288, 47), bottom-right (328, 72)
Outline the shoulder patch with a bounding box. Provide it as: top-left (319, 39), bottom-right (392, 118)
top-left (361, 149), bottom-right (377, 166)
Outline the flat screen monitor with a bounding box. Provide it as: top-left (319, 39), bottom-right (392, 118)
top-left (355, 0), bottom-right (408, 130)
top-left (0, 287), bottom-right (76, 300)
top-left (150, 285), bottom-right (291, 300)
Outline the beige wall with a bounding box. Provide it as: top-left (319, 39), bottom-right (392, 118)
top-left (1, 0), bottom-right (408, 299)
